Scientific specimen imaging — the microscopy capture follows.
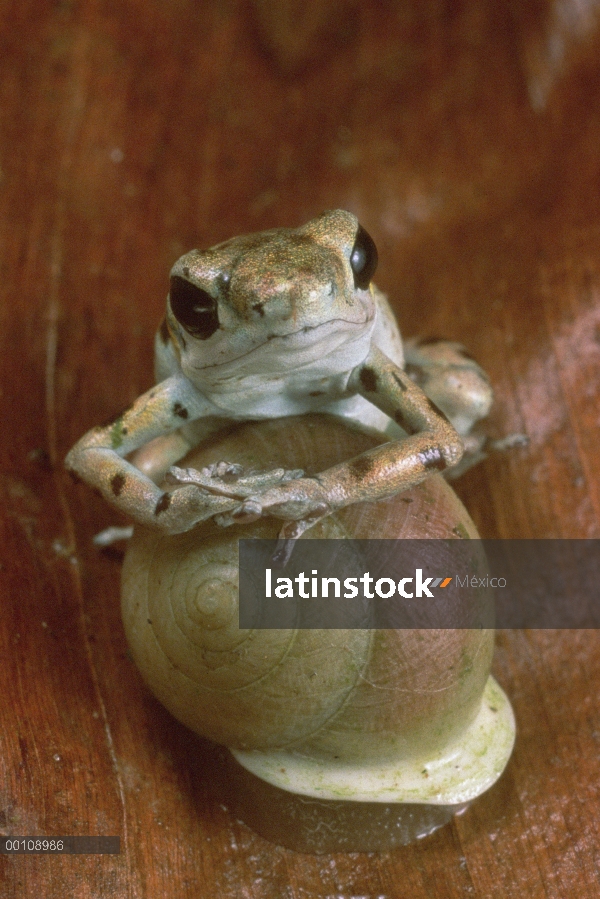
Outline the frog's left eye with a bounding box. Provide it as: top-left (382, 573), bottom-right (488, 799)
top-left (169, 276), bottom-right (219, 340)
top-left (350, 225), bottom-right (378, 290)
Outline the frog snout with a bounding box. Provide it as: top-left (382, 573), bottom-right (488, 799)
top-left (239, 279), bottom-right (341, 328)
top-left (228, 279), bottom-right (293, 322)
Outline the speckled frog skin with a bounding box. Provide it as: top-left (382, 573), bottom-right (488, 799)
top-left (66, 210), bottom-right (492, 543)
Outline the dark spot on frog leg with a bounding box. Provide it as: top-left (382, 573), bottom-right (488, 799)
top-left (419, 447), bottom-right (446, 471)
top-left (110, 473), bottom-right (126, 496)
top-left (183, 266), bottom-right (190, 278)
top-left (349, 455), bottom-right (375, 478)
top-left (173, 402), bottom-right (189, 420)
top-left (155, 492), bottom-right (171, 515)
top-left (393, 409), bottom-right (418, 435)
top-left (252, 302), bottom-right (265, 316)
top-left (159, 318), bottom-right (170, 345)
top-left (359, 366), bottom-right (378, 392)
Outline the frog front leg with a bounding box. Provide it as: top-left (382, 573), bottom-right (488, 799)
top-left (198, 345), bottom-right (464, 540)
top-left (65, 377), bottom-right (246, 534)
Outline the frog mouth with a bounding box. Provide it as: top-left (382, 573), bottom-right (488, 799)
top-left (189, 314), bottom-right (375, 374)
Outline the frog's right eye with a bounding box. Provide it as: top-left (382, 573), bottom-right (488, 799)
top-left (169, 276), bottom-right (219, 339)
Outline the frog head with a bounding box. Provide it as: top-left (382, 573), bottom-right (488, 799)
top-left (166, 210), bottom-right (379, 379)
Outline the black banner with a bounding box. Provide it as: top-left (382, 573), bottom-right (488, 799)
top-left (238, 540), bottom-right (600, 628)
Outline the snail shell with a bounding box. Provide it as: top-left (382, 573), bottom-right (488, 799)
top-left (122, 415), bottom-right (514, 777)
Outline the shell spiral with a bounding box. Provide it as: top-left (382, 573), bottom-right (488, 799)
top-left (121, 415), bottom-right (494, 763)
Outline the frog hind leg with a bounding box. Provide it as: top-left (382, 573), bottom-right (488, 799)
top-left (403, 337), bottom-right (493, 476)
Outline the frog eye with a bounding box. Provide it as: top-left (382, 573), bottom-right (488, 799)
top-left (350, 225), bottom-right (378, 290)
top-left (169, 276), bottom-right (219, 339)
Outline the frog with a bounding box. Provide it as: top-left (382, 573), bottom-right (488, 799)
top-left (65, 209), bottom-right (493, 546)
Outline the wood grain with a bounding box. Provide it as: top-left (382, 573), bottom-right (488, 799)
top-left (1, 0), bottom-right (599, 896)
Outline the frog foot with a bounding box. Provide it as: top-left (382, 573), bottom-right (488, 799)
top-left (213, 477), bottom-right (331, 534)
top-left (165, 463), bottom-right (304, 500)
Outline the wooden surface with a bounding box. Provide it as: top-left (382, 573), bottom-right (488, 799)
top-left (1, 0), bottom-right (600, 896)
